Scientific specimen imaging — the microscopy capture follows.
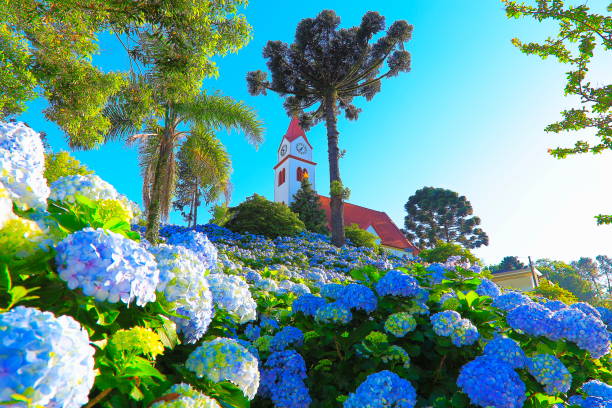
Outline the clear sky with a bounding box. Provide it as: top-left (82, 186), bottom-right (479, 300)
top-left (18, 0), bottom-right (612, 265)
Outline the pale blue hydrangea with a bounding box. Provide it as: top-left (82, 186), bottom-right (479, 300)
top-left (315, 302), bottom-right (352, 325)
top-left (270, 326), bottom-right (304, 352)
top-left (320, 283), bottom-right (345, 299)
top-left (571, 302), bottom-right (602, 320)
top-left (384, 313), bottom-right (417, 338)
top-left (476, 278), bottom-right (501, 298)
top-left (483, 336), bottom-right (527, 369)
top-left (150, 383), bottom-right (221, 408)
top-left (375, 270), bottom-right (420, 297)
top-left (166, 230), bottom-right (218, 272)
top-left (582, 380), bottom-right (612, 401)
top-left (149, 244), bottom-right (213, 343)
top-left (292, 294), bottom-right (326, 316)
top-left (260, 350), bottom-right (311, 408)
top-left (0, 122), bottom-right (49, 210)
top-left (186, 338), bottom-right (260, 400)
top-left (526, 354), bottom-right (571, 394)
top-left (457, 355), bottom-right (527, 408)
top-left (431, 310), bottom-right (462, 337)
top-left (55, 228), bottom-right (159, 306)
top-left (207, 273), bottom-right (257, 324)
top-left (256, 277), bottom-right (279, 292)
top-left (337, 283), bottom-right (378, 313)
top-left (344, 370), bottom-right (417, 408)
top-left (450, 319), bottom-right (480, 346)
top-left (278, 279), bottom-right (311, 296)
top-left (552, 308), bottom-right (610, 359)
top-left (0, 306), bottom-right (95, 408)
top-left (492, 291), bottom-right (531, 312)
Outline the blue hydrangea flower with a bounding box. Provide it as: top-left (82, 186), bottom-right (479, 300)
top-left (260, 350), bottom-right (311, 408)
top-left (337, 283), bottom-right (378, 313)
top-left (150, 383), bottom-right (221, 408)
top-left (440, 292), bottom-right (457, 304)
top-left (596, 307), bottom-right (612, 327)
top-left (207, 273), bottom-right (257, 324)
top-left (492, 291), bottom-right (531, 312)
top-left (582, 380), bottom-right (612, 401)
top-left (541, 300), bottom-right (567, 312)
top-left (506, 302), bottom-right (559, 338)
top-left (344, 370), bottom-right (417, 408)
top-left (457, 355), bottom-right (527, 408)
top-left (166, 230), bottom-right (218, 272)
top-left (0, 306), bottom-right (95, 408)
top-left (149, 244), bottom-right (213, 343)
top-left (476, 278), bottom-right (501, 298)
top-left (381, 345), bottom-right (411, 368)
top-left (292, 294), bottom-right (326, 317)
top-left (245, 324), bottom-right (261, 341)
top-left (186, 338), bottom-right (259, 399)
top-left (320, 283), bottom-right (345, 299)
top-left (55, 228), bottom-right (159, 306)
top-left (270, 326), bottom-right (304, 352)
top-left (483, 336), bottom-right (527, 369)
top-left (375, 270), bottom-right (420, 297)
top-left (426, 263), bottom-right (448, 285)
top-left (0, 122), bottom-right (49, 210)
top-left (450, 319), bottom-right (480, 346)
top-left (552, 308), bottom-right (610, 358)
top-left (568, 395), bottom-right (612, 408)
top-left (571, 302), bottom-right (602, 320)
top-left (384, 313), bottom-right (417, 338)
top-left (431, 310), bottom-right (462, 337)
top-left (315, 302), bottom-right (352, 325)
top-left (526, 354), bottom-right (571, 394)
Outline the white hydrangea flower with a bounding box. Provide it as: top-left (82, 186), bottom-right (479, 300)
top-left (0, 306), bottom-right (95, 408)
top-left (151, 384), bottom-right (221, 408)
top-left (207, 273), bottom-right (257, 324)
top-left (0, 122), bottom-right (49, 210)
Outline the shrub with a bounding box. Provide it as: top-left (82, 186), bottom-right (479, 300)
top-left (44, 151), bottom-right (93, 185)
top-left (225, 194), bottom-right (305, 238)
top-left (344, 223), bottom-right (378, 248)
top-left (531, 278), bottom-right (578, 304)
top-left (419, 240), bottom-right (480, 264)
top-left (290, 177), bottom-right (329, 235)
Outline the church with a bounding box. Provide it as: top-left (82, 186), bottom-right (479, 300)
top-left (273, 117), bottom-right (419, 257)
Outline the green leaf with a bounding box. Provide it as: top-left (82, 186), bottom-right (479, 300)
top-left (464, 291), bottom-right (479, 307)
top-left (74, 194), bottom-right (97, 208)
top-left (350, 269), bottom-right (367, 282)
top-left (0, 264), bottom-right (11, 294)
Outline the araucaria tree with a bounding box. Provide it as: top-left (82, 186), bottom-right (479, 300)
top-left (404, 187), bottom-right (489, 249)
top-left (290, 177), bottom-right (329, 234)
top-left (247, 10), bottom-right (413, 246)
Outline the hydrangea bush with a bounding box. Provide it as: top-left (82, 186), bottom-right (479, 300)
top-left (1, 121), bottom-right (611, 408)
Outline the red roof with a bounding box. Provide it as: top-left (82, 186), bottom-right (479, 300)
top-left (279, 117), bottom-right (312, 149)
top-left (318, 196), bottom-right (419, 253)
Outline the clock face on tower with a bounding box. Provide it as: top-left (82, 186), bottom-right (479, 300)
top-left (296, 142), bottom-right (307, 155)
top-left (280, 145), bottom-right (288, 156)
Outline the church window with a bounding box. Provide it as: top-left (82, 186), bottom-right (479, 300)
top-left (278, 168), bottom-right (286, 186)
top-left (297, 167), bottom-right (303, 181)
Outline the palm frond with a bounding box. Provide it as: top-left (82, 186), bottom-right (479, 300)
top-left (177, 92), bottom-right (265, 147)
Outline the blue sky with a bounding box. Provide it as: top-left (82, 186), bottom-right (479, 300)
top-left (19, 0), bottom-right (612, 265)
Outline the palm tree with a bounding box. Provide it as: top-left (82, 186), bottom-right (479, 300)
top-left (105, 90), bottom-right (263, 241)
top-left (247, 10), bottom-right (412, 246)
top-left (173, 129), bottom-right (233, 228)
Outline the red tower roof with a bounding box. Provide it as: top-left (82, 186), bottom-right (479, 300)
top-left (317, 195), bottom-right (419, 253)
top-left (280, 117), bottom-right (312, 149)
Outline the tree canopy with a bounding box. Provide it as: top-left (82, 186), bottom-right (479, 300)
top-left (247, 10), bottom-right (413, 246)
top-left (403, 187), bottom-right (489, 250)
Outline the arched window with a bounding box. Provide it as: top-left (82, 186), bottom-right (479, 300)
top-left (297, 167), bottom-right (303, 181)
top-left (278, 168), bottom-right (286, 186)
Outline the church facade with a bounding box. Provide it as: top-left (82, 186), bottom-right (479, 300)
top-left (273, 117), bottom-right (419, 257)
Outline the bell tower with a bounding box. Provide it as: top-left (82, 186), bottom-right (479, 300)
top-left (273, 117), bottom-right (316, 205)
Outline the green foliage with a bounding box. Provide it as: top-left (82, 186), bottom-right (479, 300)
top-left (536, 259), bottom-right (598, 303)
top-left (344, 223), bottom-right (378, 249)
top-left (503, 1), bottom-right (612, 223)
top-left (418, 240), bottom-right (480, 264)
top-left (290, 177), bottom-right (329, 235)
top-left (531, 278), bottom-right (578, 304)
top-left (225, 194), bottom-right (305, 238)
top-left (209, 203), bottom-right (231, 227)
top-left (489, 256), bottom-right (527, 274)
top-left (44, 151), bottom-right (93, 184)
top-left (404, 187), bottom-right (489, 249)
top-left (247, 10), bottom-right (413, 247)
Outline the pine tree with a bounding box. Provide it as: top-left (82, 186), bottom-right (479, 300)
top-left (290, 177), bottom-right (329, 235)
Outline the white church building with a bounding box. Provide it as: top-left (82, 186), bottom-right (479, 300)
top-left (273, 117), bottom-right (419, 257)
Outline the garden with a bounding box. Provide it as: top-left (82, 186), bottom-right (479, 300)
top-left (1, 0), bottom-right (611, 407)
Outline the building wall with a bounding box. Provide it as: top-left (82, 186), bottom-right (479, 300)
top-left (492, 273), bottom-right (537, 291)
top-left (274, 135), bottom-right (316, 205)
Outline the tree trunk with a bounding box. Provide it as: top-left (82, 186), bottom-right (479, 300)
top-left (324, 94), bottom-right (345, 247)
top-left (145, 138), bottom-right (171, 242)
